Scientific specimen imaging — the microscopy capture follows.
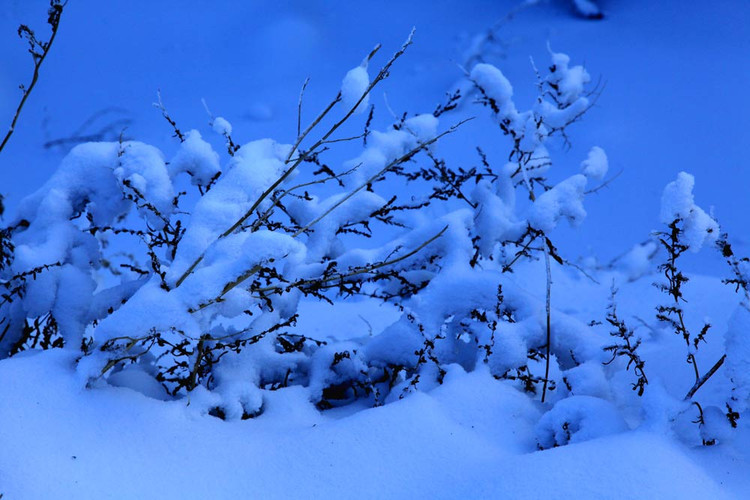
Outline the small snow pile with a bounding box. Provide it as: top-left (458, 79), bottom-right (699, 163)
top-left (528, 174), bottom-right (587, 232)
top-left (563, 362), bottom-right (612, 400)
top-left (535, 50), bottom-right (591, 130)
top-left (699, 405), bottom-right (736, 445)
top-left (536, 395), bottom-right (627, 448)
top-left (289, 112), bottom-right (439, 261)
top-left (168, 130), bottom-right (221, 186)
top-left (3, 141), bottom-right (176, 353)
top-left (660, 172), bottom-right (719, 252)
top-left (168, 138), bottom-right (291, 282)
top-left (580, 146), bottom-right (608, 181)
top-left (470, 171), bottom-right (523, 258)
top-left (485, 321), bottom-right (529, 376)
top-left (470, 63), bottom-right (518, 121)
top-left (341, 61), bottom-right (370, 115)
top-left (212, 116), bottom-right (233, 136)
top-left (546, 51), bottom-right (591, 106)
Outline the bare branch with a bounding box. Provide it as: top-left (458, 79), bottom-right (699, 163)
top-left (585, 168), bottom-right (623, 195)
top-left (175, 32), bottom-right (423, 288)
top-left (541, 240), bottom-right (553, 403)
top-left (0, 1), bottom-right (66, 157)
top-left (684, 354), bottom-right (726, 401)
top-left (153, 90), bottom-right (185, 142)
top-left (297, 77), bottom-right (310, 138)
top-left (293, 120), bottom-right (470, 238)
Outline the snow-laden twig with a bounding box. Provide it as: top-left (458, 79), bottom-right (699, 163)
top-left (175, 30), bottom-right (416, 288)
top-left (292, 119), bottom-right (471, 238)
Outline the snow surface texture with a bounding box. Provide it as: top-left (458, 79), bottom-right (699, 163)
top-left (0, 346), bottom-right (741, 500)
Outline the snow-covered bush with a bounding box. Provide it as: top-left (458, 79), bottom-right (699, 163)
top-left (0, 29), bottom-right (746, 449)
top-left (1, 32), bottom-right (459, 416)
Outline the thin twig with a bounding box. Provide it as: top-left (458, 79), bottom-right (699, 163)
top-left (194, 226), bottom-right (448, 311)
top-left (585, 168), bottom-right (623, 195)
top-left (251, 164), bottom-right (362, 232)
top-left (153, 90), bottom-right (185, 142)
top-left (297, 77), bottom-right (310, 138)
top-left (684, 354), bottom-right (726, 400)
top-left (189, 120), bottom-right (467, 305)
top-left (255, 226), bottom-right (448, 296)
top-left (0, 1), bottom-right (65, 157)
top-left (175, 30), bottom-right (418, 289)
top-left (563, 259), bottom-right (600, 285)
top-left (541, 240), bottom-right (553, 403)
top-left (293, 120), bottom-right (470, 238)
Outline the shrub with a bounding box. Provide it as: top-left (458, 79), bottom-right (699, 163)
top-left (0, 23), bottom-right (745, 447)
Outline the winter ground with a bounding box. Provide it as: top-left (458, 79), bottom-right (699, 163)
top-left (1, 1), bottom-right (750, 498)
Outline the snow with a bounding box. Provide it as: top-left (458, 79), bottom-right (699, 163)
top-left (167, 138), bottom-right (291, 283)
top-left (340, 63), bottom-right (370, 115)
top-left (660, 172), bottom-right (719, 252)
top-left (470, 63), bottom-right (518, 120)
top-left (563, 361), bottom-right (612, 399)
top-left (547, 50), bottom-right (591, 106)
top-left (528, 174), bottom-right (587, 232)
top-left (168, 129), bottom-right (221, 186)
top-left (212, 116), bottom-right (233, 137)
top-left (1, 0), bottom-right (748, 271)
top-left (572, 0), bottom-right (602, 18)
top-left (617, 240), bottom-right (658, 281)
top-left (486, 321), bottom-right (529, 374)
top-left (471, 176), bottom-right (523, 258)
top-left (0, 345), bottom-right (742, 499)
top-left (725, 304), bottom-right (750, 412)
top-left (581, 146), bottom-right (608, 181)
top-left (535, 395), bottom-right (627, 448)
top-left (2, 1), bottom-right (750, 498)
top-left (660, 172), bottom-right (698, 224)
